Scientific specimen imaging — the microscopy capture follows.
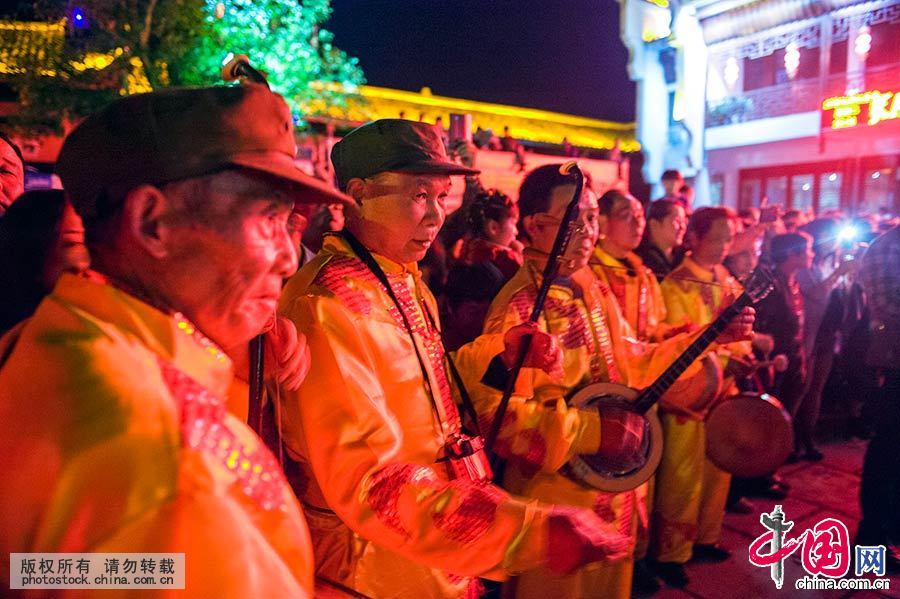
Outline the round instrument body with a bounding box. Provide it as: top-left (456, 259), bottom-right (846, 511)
top-left (566, 382), bottom-right (663, 493)
top-left (705, 392), bottom-right (794, 477)
top-left (658, 353), bottom-right (723, 419)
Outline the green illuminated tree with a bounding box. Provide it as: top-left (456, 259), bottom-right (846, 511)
top-left (183, 0), bottom-right (365, 113)
top-left (4, 0), bottom-right (362, 133)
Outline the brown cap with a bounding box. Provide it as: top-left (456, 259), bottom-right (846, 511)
top-left (56, 83), bottom-right (351, 220)
top-left (330, 119), bottom-right (480, 190)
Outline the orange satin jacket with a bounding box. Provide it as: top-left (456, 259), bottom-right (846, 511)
top-left (278, 236), bottom-right (555, 599)
top-left (590, 246), bottom-right (672, 341)
top-left (0, 274), bottom-right (314, 597)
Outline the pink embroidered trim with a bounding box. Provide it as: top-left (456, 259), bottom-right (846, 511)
top-left (538, 282), bottom-right (622, 384)
top-left (156, 358), bottom-right (288, 512)
top-left (510, 287), bottom-right (537, 323)
top-left (313, 255), bottom-right (375, 316)
top-left (367, 464), bottom-right (500, 546)
top-left (586, 281), bottom-right (623, 384)
top-left (313, 252), bottom-right (465, 436)
top-left (545, 295), bottom-right (591, 351)
top-left (386, 275), bottom-right (462, 433)
top-left (366, 463), bottom-right (437, 538)
top-left (433, 481), bottom-right (502, 544)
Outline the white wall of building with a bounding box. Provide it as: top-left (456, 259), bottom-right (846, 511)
top-left (708, 119), bottom-right (900, 207)
top-left (706, 112), bottom-right (821, 150)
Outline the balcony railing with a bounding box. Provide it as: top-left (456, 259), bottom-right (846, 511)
top-left (706, 63), bottom-right (900, 126)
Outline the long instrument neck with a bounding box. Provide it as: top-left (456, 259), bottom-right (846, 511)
top-left (633, 292), bottom-right (751, 414)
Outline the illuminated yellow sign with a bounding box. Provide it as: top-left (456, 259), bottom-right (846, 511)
top-left (822, 90), bottom-right (900, 129)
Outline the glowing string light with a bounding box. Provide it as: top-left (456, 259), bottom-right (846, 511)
top-left (724, 57), bottom-right (740, 87)
top-left (855, 26), bottom-right (872, 58)
top-left (784, 42), bottom-right (800, 79)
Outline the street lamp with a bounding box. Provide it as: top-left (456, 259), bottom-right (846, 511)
top-left (784, 42), bottom-right (800, 79)
top-left (854, 25), bottom-right (872, 59)
top-left (724, 57), bottom-right (740, 88)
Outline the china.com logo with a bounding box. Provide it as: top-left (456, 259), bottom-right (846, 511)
top-left (748, 505), bottom-right (891, 591)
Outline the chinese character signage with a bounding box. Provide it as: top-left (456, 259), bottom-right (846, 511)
top-left (10, 553), bottom-right (185, 590)
top-left (822, 90), bottom-right (900, 130)
top-left (748, 506), bottom-right (892, 592)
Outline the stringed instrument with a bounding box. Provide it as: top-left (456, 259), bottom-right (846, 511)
top-left (565, 267), bottom-right (775, 493)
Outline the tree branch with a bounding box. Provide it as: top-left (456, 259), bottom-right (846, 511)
top-left (139, 0), bottom-right (160, 87)
top-left (140, 0), bottom-right (159, 49)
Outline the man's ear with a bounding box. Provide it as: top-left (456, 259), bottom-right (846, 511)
top-left (685, 230), bottom-right (698, 249)
top-left (120, 184), bottom-right (173, 259)
top-left (345, 179), bottom-right (366, 206)
top-left (597, 214), bottom-right (610, 237)
top-left (521, 214), bottom-right (539, 241)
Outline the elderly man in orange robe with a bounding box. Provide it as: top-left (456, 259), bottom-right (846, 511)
top-left (0, 84), bottom-right (345, 597)
top-left (277, 120), bottom-right (636, 598)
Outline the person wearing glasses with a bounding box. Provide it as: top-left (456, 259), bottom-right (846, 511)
top-left (462, 166), bottom-right (755, 598)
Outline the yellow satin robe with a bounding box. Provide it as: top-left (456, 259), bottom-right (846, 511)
top-left (278, 236), bottom-right (555, 599)
top-left (459, 255), bottom-right (704, 599)
top-left (590, 246), bottom-right (670, 342)
top-left (0, 274), bottom-right (314, 597)
top-left (589, 245), bottom-right (670, 562)
top-left (653, 256), bottom-right (751, 563)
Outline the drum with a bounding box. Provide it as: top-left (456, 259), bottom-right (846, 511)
top-left (658, 353), bottom-right (723, 419)
top-left (705, 392), bottom-right (793, 477)
top-left (566, 382), bottom-right (664, 493)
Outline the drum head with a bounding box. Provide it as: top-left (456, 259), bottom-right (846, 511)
top-left (566, 382), bottom-right (663, 493)
top-left (705, 393), bottom-right (794, 477)
top-left (568, 410), bottom-right (664, 493)
top-left (658, 353), bottom-right (723, 417)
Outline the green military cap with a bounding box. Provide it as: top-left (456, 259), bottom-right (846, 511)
top-left (330, 119), bottom-right (480, 191)
top-left (57, 83), bottom-right (350, 220)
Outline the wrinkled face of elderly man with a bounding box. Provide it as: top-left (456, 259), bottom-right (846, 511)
top-left (91, 167), bottom-right (298, 350)
top-left (345, 171), bottom-right (450, 265)
top-left (0, 136), bottom-right (25, 212)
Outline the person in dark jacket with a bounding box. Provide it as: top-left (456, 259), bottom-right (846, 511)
top-left (635, 199), bottom-right (687, 281)
top-left (755, 232), bottom-right (816, 460)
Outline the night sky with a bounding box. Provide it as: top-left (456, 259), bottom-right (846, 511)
top-left (326, 0), bottom-right (636, 123)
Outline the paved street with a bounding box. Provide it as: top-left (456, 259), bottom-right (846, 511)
top-left (641, 439), bottom-right (899, 599)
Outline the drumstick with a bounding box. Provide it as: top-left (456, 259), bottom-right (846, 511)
top-left (730, 354), bottom-right (789, 373)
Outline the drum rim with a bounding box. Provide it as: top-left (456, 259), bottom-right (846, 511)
top-left (568, 409), bottom-right (664, 493)
top-left (705, 392), bottom-right (794, 477)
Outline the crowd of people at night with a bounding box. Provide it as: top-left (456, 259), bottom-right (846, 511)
top-left (0, 81), bottom-right (897, 598)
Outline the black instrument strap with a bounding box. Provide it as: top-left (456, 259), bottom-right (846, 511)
top-left (336, 231), bottom-right (482, 438)
top-left (316, 576), bottom-right (373, 599)
top-left (419, 300), bottom-right (484, 438)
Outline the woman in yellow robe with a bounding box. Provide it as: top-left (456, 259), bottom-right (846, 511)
top-left (588, 190), bottom-right (691, 591)
top-left (653, 207), bottom-right (753, 587)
